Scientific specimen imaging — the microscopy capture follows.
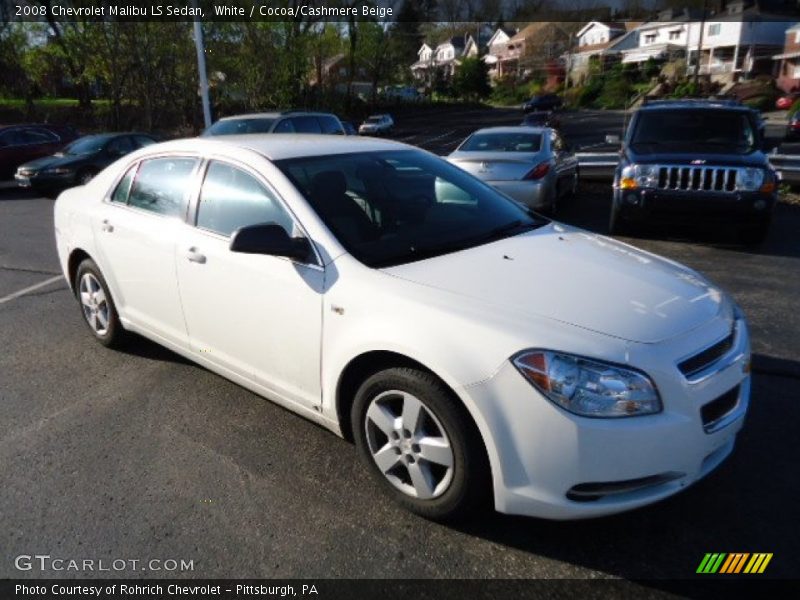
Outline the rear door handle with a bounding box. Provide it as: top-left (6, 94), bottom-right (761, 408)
top-left (186, 247), bottom-right (206, 264)
top-left (101, 219), bottom-right (114, 233)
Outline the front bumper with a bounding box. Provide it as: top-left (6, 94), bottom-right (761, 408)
top-left (614, 188), bottom-right (776, 225)
top-left (487, 179), bottom-right (550, 210)
top-left (15, 170), bottom-right (74, 188)
top-left (462, 317), bottom-right (751, 519)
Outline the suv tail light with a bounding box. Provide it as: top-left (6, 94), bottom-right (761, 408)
top-left (524, 161), bottom-right (550, 180)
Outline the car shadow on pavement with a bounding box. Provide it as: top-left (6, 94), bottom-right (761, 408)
top-left (558, 185), bottom-right (800, 260)
top-left (449, 352), bottom-right (800, 586)
top-left (118, 332), bottom-right (192, 366)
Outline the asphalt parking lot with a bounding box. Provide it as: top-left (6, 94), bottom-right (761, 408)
top-left (1, 108), bottom-right (798, 587)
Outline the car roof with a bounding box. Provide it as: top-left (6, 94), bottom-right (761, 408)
top-left (471, 126), bottom-right (549, 134)
top-left (217, 111), bottom-right (338, 121)
top-left (143, 134), bottom-right (410, 161)
top-left (639, 99), bottom-right (751, 112)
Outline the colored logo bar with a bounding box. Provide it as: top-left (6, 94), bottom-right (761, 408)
top-left (697, 553), bottom-right (773, 574)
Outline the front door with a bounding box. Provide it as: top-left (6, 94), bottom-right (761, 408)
top-left (175, 159), bottom-right (324, 410)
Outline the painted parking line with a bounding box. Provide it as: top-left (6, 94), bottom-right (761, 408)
top-left (0, 275), bottom-right (65, 305)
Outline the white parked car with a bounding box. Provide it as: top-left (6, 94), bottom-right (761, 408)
top-left (359, 114), bottom-right (394, 136)
top-left (54, 135), bottom-right (751, 521)
top-left (448, 127), bottom-right (579, 214)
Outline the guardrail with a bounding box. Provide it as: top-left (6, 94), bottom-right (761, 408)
top-left (768, 153), bottom-right (800, 185)
top-left (575, 152), bottom-right (618, 181)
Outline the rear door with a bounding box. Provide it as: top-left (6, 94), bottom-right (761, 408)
top-left (93, 155), bottom-right (200, 347)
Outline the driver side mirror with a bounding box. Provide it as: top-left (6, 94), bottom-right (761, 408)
top-left (230, 222), bottom-right (312, 262)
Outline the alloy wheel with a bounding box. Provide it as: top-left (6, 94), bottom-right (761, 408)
top-left (364, 390), bottom-right (455, 500)
top-left (79, 272), bottom-right (110, 335)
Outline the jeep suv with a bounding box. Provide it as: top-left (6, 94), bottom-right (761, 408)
top-left (610, 99), bottom-right (777, 244)
top-left (202, 111), bottom-right (345, 136)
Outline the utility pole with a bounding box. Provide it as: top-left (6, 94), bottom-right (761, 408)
top-left (693, 0), bottom-right (708, 87)
top-left (192, 0), bottom-right (212, 130)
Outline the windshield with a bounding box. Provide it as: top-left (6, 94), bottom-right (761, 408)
top-left (630, 109), bottom-right (756, 154)
top-left (203, 118), bottom-right (276, 136)
top-left (276, 150), bottom-right (546, 268)
top-left (459, 132), bottom-right (542, 153)
top-left (63, 136), bottom-right (111, 155)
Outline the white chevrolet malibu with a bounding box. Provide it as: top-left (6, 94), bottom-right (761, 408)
top-left (54, 135), bottom-right (751, 520)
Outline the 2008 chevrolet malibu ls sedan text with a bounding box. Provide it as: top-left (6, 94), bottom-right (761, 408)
top-left (54, 135), bottom-right (751, 521)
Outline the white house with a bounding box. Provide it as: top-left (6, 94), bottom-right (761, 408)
top-left (620, 2), bottom-right (790, 82)
top-left (569, 21), bottom-right (635, 84)
top-left (483, 27), bottom-right (514, 79)
top-left (411, 36), bottom-right (468, 83)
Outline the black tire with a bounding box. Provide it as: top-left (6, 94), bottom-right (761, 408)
top-left (74, 258), bottom-right (126, 348)
top-left (76, 168), bottom-right (97, 186)
top-left (352, 367), bottom-right (491, 521)
top-left (739, 222), bottom-right (770, 246)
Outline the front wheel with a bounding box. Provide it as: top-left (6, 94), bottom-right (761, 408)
top-left (739, 222), bottom-right (770, 246)
top-left (609, 202), bottom-right (634, 236)
top-left (352, 368), bottom-right (491, 521)
top-left (75, 258), bottom-right (126, 348)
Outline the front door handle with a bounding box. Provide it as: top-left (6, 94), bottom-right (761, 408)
top-left (186, 247), bottom-right (206, 264)
top-left (101, 219), bottom-right (114, 233)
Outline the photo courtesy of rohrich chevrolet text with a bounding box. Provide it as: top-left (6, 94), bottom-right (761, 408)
top-left (1, 0), bottom-right (798, 598)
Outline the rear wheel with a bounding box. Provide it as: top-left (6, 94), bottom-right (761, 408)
top-left (352, 367), bottom-right (491, 521)
top-left (75, 259), bottom-right (126, 348)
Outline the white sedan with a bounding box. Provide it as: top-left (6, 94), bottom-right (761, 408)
top-left (54, 135), bottom-right (751, 520)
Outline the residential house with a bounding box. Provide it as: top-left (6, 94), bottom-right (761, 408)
top-left (483, 27), bottom-right (514, 79)
top-left (411, 36), bottom-right (467, 84)
top-left (492, 22), bottom-right (571, 87)
top-left (620, 2), bottom-right (790, 83)
top-left (569, 21), bottom-right (641, 84)
top-left (309, 53), bottom-right (374, 97)
top-left (774, 22), bottom-right (800, 92)
top-left (686, 1), bottom-right (789, 82)
top-left (619, 10), bottom-right (701, 67)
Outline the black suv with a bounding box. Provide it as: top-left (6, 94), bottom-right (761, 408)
top-left (610, 99), bottom-right (777, 244)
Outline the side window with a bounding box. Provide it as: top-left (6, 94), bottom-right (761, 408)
top-left (18, 129), bottom-right (56, 145)
top-left (111, 164), bottom-right (138, 204)
top-left (128, 157), bottom-right (197, 217)
top-left (106, 136), bottom-right (135, 157)
top-left (318, 115), bottom-right (343, 135)
top-left (290, 116), bottom-right (322, 134)
top-left (196, 161), bottom-right (294, 237)
top-left (273, 119), bottom-right (295, 133)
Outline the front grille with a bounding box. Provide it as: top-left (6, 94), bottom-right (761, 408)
top-left (701, 385), bottom-right (740, 432)
top-left (657, 165), bottom-right (738, 192)
top-left (678, 332), bottom-right (735, 378)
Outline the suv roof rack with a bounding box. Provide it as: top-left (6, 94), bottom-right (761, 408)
top-left (641, 97), bottom-right (743, 107)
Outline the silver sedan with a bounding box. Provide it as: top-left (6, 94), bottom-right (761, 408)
top-left (447, 126), bottom-right (579, 213)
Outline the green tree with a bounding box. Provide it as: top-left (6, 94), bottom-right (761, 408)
top-left (452, 57), bottom-right (491, 101)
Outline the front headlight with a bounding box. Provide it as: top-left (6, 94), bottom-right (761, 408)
top-left (620, 164), bottom-right (658, 189)
top-left (512, 350), bottom-right (662, 418)
top-left (737, 167), bottom-right (765, 192)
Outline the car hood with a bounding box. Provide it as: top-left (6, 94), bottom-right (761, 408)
top-left (381, 224), bottom-right (728, 344)
top-left (19, 154), bottom-right (86, 171)
top-left (625, 150), bottom-right (767, 168)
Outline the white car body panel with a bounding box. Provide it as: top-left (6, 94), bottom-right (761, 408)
top-left (54, 135), bottom-right (751, 519)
